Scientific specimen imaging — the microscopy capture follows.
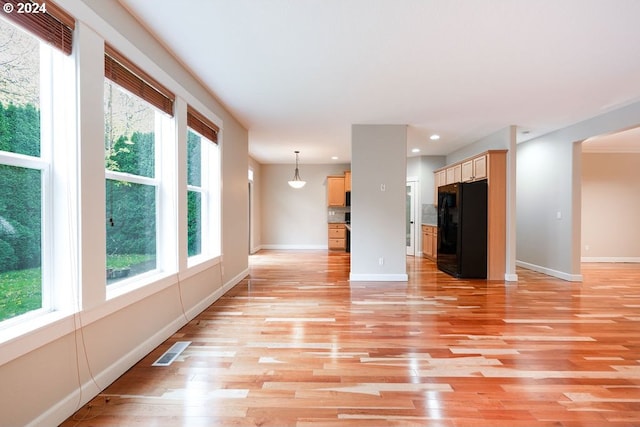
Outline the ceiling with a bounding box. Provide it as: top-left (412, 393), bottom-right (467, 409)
top-left (117, 0), bottom-right (640, 164)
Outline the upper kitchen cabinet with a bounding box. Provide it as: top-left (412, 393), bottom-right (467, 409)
top-left (435, 151), bottom-right (500, 187)
top-left (344, 171), bottom-right (351, 192)
top-left (327, 175), bottom-right (346, 207)
top-left (445, 164), bottom-right (462, 184)
top-left (461, 154), bottom-right (487, 182)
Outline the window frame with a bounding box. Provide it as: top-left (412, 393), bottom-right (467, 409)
top-left (185, 124), bottom-right (220, 266)
top-left (103, 82), bottom-right (171, 294)
top-left (0, 22), bottom-right (77, 332)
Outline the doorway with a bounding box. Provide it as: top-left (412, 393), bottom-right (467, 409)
top-left (406, 180), bottom-right (419, 256)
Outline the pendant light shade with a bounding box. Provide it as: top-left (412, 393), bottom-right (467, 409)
top-left (288, 150), bottom-right (306, 189)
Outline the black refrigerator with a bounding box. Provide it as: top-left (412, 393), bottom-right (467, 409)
top-left (437, 180), bottom-right (487, 278)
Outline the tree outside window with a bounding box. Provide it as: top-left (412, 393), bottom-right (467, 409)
top-left (104, 80), bottom-right (158, 284)
top-left (0, 18), bottom-right (43, 322)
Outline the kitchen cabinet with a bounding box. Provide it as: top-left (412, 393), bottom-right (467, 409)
top-left (344, 171), bottom-right (351, 192)
top-left (461, 155), bottom-right (487, 182)
top-left (328, 223), bottom-right (346, 250)
top-left (422, 224), bottom-right (437, 261)
top-left (327, 176), bottom-right (345, 207)
top-left (445, 164), bottom-right (461, 184)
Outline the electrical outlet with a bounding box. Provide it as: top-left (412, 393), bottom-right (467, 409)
top-left (379, 257), bottom-right (384, 265)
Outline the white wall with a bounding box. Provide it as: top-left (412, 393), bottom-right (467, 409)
top-left (419, 156), bottom-right (446, 205)
top-left (0, 1), bottom-right (250, 426)
top-left (582, 152), bottom-right (640, 261)
top-left (260, 163), bottom-right (350, 249)
top-left (351, 124), bottom-right (408, 281)
top-left (517, 101), bottom-right (640, 281)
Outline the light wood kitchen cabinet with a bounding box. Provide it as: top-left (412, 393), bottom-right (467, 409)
top-left (422, 224), bottom-right (437, 261)
top-left (344, 171), bottom-right (351, 192)
top-left (461, 155), bottom-right (487, 182)
top-left (445, 164), bottom-right (461, 184)
top-left (328, 223), bottom-right (346, 250)
top-left (327, 176), bottom-right (345, 207)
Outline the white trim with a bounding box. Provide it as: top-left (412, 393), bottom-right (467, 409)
top-left (504, 273), bottom-right (519, 282)
top-left (182, 267), bottom-right (247, 320)
top-left (261, 244), bottom-right (328, 250)
top-left (516, 260), bottom-right (583, 282)
top-left (349, 273), bottom-right (409, 282)
top-left (182, 255), bottom-right (221, 280)
top-left (581, 257), bottom-right (640, 263)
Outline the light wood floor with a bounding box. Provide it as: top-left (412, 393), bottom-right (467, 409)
top-left (62, 251), bottom-right (640, 426)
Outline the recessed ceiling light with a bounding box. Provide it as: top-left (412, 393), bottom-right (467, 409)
top-left (412, 148), bottom-right (420, 153)
top-left (430, 134), bottom-right (440, 141)
top-left (331, 156), bottom-right (338, 160)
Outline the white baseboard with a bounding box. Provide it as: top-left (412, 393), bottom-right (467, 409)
top-left (581, 257), bottom-right (640, 263)
top-left (350, 273), bottom-right (409, 282)
top-left (31, 314), bottom-right (187, 427)
top-left (261, 244), bottom-right (328, 250)
top-left (33, 268), bottom-right (249, 427)
top-left (516, 260), bottom-right (583, 282)
top-left (504, 273), bottom-right (519, 282)
top-left (183, 267), bottom-right (248, 320)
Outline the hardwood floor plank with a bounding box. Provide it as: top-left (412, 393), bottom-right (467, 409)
top-left (60, 252), bottom-right (640, 426)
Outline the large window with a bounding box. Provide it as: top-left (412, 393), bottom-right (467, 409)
top-left (187, 129), bottom-right (203, 257)
top-left (104, 80), bottom-right (161, 285)
top-left (187, 106), bottom-right (220, 261)
top-left (0, 12), bottom-right (73, 324)
top-left (104, 45), bottom-right (175, 287)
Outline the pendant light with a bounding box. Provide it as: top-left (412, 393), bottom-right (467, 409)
top-left (288, 150), bottom-right (306, 189)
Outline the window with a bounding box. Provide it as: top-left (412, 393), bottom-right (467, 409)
top-left (104, 44), bottom-right (175, 288)
top-left (104, 80), bottom-right (164, 285)
top-left (0, 8), bottom-right (74, 324)
top-left (187, 129), bottom-right (203, 257)
top-left (186, 106), bottom-right (220, 261)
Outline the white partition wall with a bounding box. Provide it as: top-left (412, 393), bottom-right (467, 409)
top-left (350, 124), bottom-right (408, 281)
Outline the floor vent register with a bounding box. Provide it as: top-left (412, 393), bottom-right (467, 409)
top-left (152, 341), bottom-right (191, 366)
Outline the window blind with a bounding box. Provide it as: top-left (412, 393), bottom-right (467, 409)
top-left (187, 105), bottom-right (219, 143)
top-left (0, 0), bottom-right (74, 55)
top-left (104, 43), bottom-right (175, 116)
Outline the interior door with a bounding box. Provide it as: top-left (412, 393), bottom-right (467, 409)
top-left (406, 181), bottom-right (418, 255)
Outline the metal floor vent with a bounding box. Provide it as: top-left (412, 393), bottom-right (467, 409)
top-left (152, 341), bottom-right (191, 366)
